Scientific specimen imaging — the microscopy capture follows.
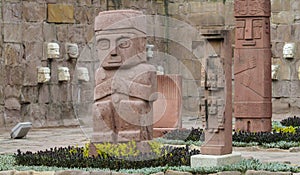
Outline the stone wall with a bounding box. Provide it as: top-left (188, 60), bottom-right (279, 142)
top-left (0, 0), bottom-right (103, 128)
top-left (0, 0), bottom-right (299, 129)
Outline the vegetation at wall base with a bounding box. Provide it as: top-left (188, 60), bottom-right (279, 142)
top-left (280, 116), bottom-right (300, 127)
top-left (162, 127), bottom-right (204, 141)
top-left (3, 154), bottom-right (299, 174)
top-left (14, 144), bottom-right (200, 170)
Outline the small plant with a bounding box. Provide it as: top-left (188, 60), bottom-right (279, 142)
top-left (163, 128), bottom-right (204, 142)
top-left (280, 116), bottom-right (300, 127)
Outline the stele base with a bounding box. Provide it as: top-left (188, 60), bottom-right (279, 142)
top-left (191, 152), bottom-right (242, 168)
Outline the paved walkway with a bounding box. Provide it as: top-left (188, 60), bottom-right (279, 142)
top-left (0, 117), bottom-right (299, 166)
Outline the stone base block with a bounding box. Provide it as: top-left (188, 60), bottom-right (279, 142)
top-left (191, 152), bottom-right (242, 168)
top-left (235, 118), bottom-right (271, 132)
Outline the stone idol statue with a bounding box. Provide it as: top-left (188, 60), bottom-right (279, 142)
top-left (92, 10), bottom-right (157, 144)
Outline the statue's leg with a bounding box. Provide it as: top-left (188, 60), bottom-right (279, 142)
top-left (115, 100), bottom-right (153, 142)
top-left (92, 100), bottom-right (117, 143)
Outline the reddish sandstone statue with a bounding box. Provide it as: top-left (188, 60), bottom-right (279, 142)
top-left (234, 0), bottom-right (272, 132)
top-left (92, 10), bottom-right (157, 143)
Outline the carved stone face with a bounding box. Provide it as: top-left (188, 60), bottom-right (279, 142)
top-left (47, 43), bottom-right (60, 59)
top-left (96, 29), bottom-right (146, 70)
top-left (271, 64), bottom-right (279, 80)
top-left (77, 67), bottom-right (89, 82)
top-left (37, 67), bottom-right (50, 83)
top-left (283, 43), bottom-right (296, 59)
top-left (66, 43), bottom-right (79, 59)
top-left (235, 18), bottom-right (269, 48)
top-left (58, 67), bottom-right (70, 81)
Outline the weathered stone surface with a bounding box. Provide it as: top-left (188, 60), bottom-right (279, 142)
top-left (191, 153), bottom-right (242, 168)
top-left (84, 24), bottom-right (94, 43)
top-left (271, 42), bottom-right (284, 58)
top-left (165, 170), bottom-right (192, 175)
top-left (0, 106), bottom-right (5, 128)
top-left (209, 171), bottom-right (242, 175)
top-left (188, 13), bottom-right (225, 26)
top-left (47, 103), bottom-right (62, 126)
top-left (90, 171), bottom-right (111, 175)
top-left (38, 85), bottom-right (50, 104)
top-left (271, 11), bottom-right (294, 25)
top-left (276, 25), bottom-right (292, 42)
top-left (272, 80), bottom-right (291, 97)
top-left (291, 24), bottom-right (300, 42)
top-left (56, 24), bottom-right (69, 42)
top-left (0, 65), bottom-right (7, 86)
top-left (24, 42), bottom-right (43, 61)
top-left (21, 86), bottom-right (38, 104)
top-left (24, 104), bottom-right (48, 127)
top-left (23, 2), bottom-right (46, 22)
top-left (24, 60), bottom-right (40, 86)
top-left (68, 25), bottom-right (85, 43)
top-left (271, 0), bottom-right (291, 12)
top-left (4, 43), bottom-right (24, 66)
top-left (89, 171), bottom-right (111, 175)
top-left (4, 85), bottom-right (21, 99)
top-left (54, 170), bottom-right (90, 175)
top-left (43, 23), bottom-right (57, 42)
top-left (5, 97), bottom-right (21, 110)
top-left (245, 170), bottom-right (292, 175)
top-left (47, 4), bottom-right (75, 23)
top-left (291, 81), bottom-right (300, 97)
top-left (3, 2), bottom-right (22, 22)
top-left (0, 170), bottom-right (16, 175)
top-left (23, 23), bottom-right (43, 42)
top-left (3, 23), bottom-right (22, 43)
top-left (289, 147), bottom-right (300, 152)
top-left (272, 98), bottom-right (290, 114)
top-left (0, 86), bottom-right (4, 105)
top-left (10, 66), bottom-right (24, 85)
top-left (149, 173), bottom-right (164, 175)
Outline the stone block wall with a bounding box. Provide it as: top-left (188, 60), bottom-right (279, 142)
top-left (0, 0), bottom-right (299, 129)
top-left (0, 0), bottom-right (102, 128)
top-left (270, 0), bottom-right (300, 117)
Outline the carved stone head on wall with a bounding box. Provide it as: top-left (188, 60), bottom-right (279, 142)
top-left (47, 42), bottom-right (60, 59)
top-left (37, 67), bottom-right (51, 83)
top-left (58, 67), bottom-right (70, 81)
top-left (283, 42), bottom-right (296, 59)
top-left (94, 10), bottom-right (147, 70)
top-left (66, 43), bottom-right (79, 59)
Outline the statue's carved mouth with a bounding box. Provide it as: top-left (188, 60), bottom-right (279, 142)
top-left (242, 41), bottom-right (256, 46)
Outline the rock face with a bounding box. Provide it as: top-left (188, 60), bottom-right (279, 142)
top-left (92, 10), bottom-right (157, 144)
top-left (234, 0), bottom-right (272, 132)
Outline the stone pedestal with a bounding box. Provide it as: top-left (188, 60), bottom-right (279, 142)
top-left (191, 152), bottom-right (242, 168)
top-left (153, 74), bottom-right (182, 137)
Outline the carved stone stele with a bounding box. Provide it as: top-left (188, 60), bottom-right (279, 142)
top-left (92, 10), bottom-right (157, 146)
top-left (234, 0), bottom-right (272, 132)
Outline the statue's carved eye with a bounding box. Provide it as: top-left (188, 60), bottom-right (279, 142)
top-left (118, 38), bottom-right (131, 48)
top-left (97, 39), bottom-right (110, 50)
